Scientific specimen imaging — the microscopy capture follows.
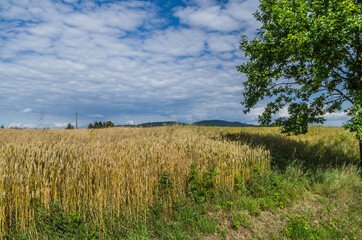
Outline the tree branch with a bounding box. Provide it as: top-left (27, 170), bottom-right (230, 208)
top-left (327, 60), bottom-right (353, 78)
top-left (321, 85), bottom-right (354, 104)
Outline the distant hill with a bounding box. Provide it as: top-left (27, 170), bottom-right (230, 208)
top-left (117, 121), bottom-right (186, 128)
top-left (192, 120), bottom-right (254, 127)
top-left (116, 120), bottom-right (254, 128)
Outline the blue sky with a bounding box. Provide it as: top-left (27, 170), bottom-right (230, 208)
top-left (0, 0), bottom-right (347, 128)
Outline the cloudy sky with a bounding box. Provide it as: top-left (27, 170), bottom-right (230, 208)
top-left (0, 0), bottom-right (347, 128)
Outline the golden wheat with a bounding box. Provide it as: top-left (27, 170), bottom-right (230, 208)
top-left (0, 126), bottom-right (271, 237)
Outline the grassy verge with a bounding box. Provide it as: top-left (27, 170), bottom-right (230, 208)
top-left (7, 166), bottom-right (361, 240)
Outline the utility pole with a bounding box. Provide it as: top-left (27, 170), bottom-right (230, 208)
top-left (76, 113), bottom-right (78, 129)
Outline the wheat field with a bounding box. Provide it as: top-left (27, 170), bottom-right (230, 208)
top-left (0, 126), bottom-right (272, 237)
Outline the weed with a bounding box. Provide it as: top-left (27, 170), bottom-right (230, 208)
top-left (159, 170), bottom-right (174, 194)
top-left (234, 173), bottom-right (246, 193)
top-left (283, 214), bottom-right (319, 239)
top-left (188, 164), bottom-right (219, 203)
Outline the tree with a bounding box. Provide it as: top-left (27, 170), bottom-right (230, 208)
top-left (93, 121), bottom-right (100, 128)
top-left (0, 125), bottom-right (4, 129)
top-left (105, 121), bottom-right (115, 128)
top-left (238, 0), bottom-right (361, 163)
top-left (88, 123), bottom-right (94, 129)
top-left (65, 123), bottom-right (75, 130)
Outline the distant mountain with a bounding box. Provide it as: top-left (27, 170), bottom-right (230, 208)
top-left (116, 120), bottom-right (254, 128)
top-left (116, 121), bottom-right (186, 128)
top-left (192, 120), bottom-right (254, 127)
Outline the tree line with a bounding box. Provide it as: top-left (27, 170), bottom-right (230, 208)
top-left (88, 121), bottom-right (115, 129)
top-left (64, 121), bottom-right (115, 129)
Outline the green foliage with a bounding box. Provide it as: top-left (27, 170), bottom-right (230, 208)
top-left (147, 198), bottom-right (220, 240)
top-left (188, 164), bottom-right (205, 203)
top-left (344, 99), bottom-right (362, 141)
top-left (238, 0), bottom-right (362, 140)
top-left (6, 202), bottom-right (99, 239)
top-left (235, 165), bottom-right (307, 213)
top-left (245, 166), bottom-right (284, 199)
top-left (280, 209), bottom-right (360, 240)
top-left (0, 125), bottom-right (4, 129)
top-left (36, 203), bottom-right (84, 236)
top-left (159, 170), bottom-right (174, 194)
top-left (188, 164), bottom-right (219, 203)
top-left (65, 123), bottom-right (74, 130)
top-left (284, 214), bottom-right (320, 239)
top-left (173, 200), bottom-right (220, 236)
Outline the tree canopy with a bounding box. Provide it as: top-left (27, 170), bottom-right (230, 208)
top-left (238, 0), bottom-right (361, 142)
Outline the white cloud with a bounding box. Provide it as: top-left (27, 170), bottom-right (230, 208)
top-left (143, 28), bottom-right (207, 56)
top-left (325, 111), bottom-right (347, 119)
top-left (23, 123), bottom-right (37, 128)
top-left (225, 0), bottom-right (260, 23)
top-left (86, 114), bottom-right (104, 118)
top-left (247, 106), bottom-right (265, 120)
top-left (206, 34), bottom-right (239, 52)
top-left (277, 107), bottom-right (290, 118)
top-left (243, 104), bottom-right (288, 122)
top-left (53, 122), bottom-right (68, 128)
top-left (63, 0), bottom-right (78, 3)
top-left (9, 123), bottom-right (22, 128)
top-left (23, 108), bottom-right (32, 113)
top-left (175, 5), bottom-right (240, 32)
top-left (0, 0), bottom-right (263, 127)
top-left (7, 122), bottom-right (39, 129)
top-left (174, 0), bottom-right (260, 38)
top-left (126, 120), bottom-right (135, 125)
